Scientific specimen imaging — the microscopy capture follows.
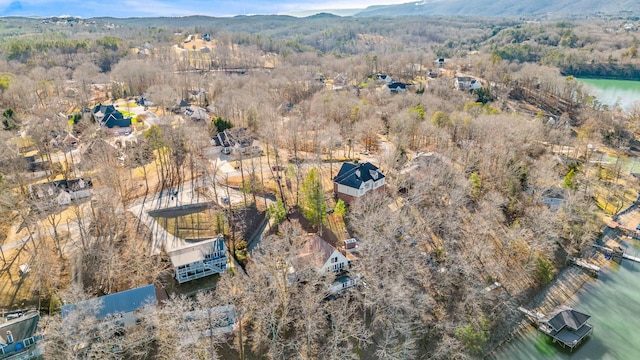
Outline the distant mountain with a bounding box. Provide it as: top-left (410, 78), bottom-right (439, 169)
top-left (355, 0), bottom-right (640, 17)
top-left (281, 9), bottom-right (361, 18)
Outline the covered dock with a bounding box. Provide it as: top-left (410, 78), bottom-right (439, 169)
top-left (519, 305), bottom-right (593, 351)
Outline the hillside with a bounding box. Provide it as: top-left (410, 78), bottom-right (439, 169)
top-left (355, 0), bottom-right (640, 17)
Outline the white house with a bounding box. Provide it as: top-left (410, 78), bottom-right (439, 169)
top-left (294, 235), bottom-right (350, 274)
top-left (169, 237), bottom-right (228, 284)
top-left (455, 76), bottom-right (482, 91)
top-left (333, 74), bottom-right (347, 90)
top-left (333, 162), bottom-right (386, 204)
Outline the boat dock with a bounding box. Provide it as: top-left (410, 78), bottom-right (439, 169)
top-left (567, 257), bottom-right (600, 277)
top-left (592, 244), bottom-right (640, 264)
top-left (518, 306), bottom-right (593, 351)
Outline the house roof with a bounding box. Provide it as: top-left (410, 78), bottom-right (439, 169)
top-left (0, 311), bottom-right (40, 345)
top-left (544, 307), bottom-right (591, 332)
top-left (296, 235), bottom-right (338, 270)
top-left (35, 178), bottom-right (93, 192)
top-left (61, 284), bottom-right (157, 320)
top-left (334, 162), bottom-right (385, 189)
top-left (103, 112), bottom-right (132, 128)
top-left (93, 104), bottom-right (117, 116)
top-left (388, 82), bottom-right (406, 89)
top-left (169, 237), bottom-right (226, 268)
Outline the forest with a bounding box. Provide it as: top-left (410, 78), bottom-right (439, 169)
top-left (0, 12), bottom-right (639, 359)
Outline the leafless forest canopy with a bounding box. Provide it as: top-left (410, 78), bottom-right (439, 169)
top-left (0, 12), bottom-right (639, 359)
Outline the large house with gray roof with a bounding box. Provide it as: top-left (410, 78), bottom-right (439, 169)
top-left (333, 162), bottom-right (385, 204)
top-left (92, 104), bottom-right (132, 129)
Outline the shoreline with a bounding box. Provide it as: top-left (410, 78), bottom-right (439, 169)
top-left (489, 239), bottom-right (613, 357)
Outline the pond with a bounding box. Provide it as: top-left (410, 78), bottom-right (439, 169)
top-left (578, 78), bottom-right (640, 112)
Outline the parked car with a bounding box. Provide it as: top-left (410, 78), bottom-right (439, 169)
top-left (271, 165), bottom-right (285, 172)
top-left (359, 150), bottom-right (369, 155)
top-left (221, 147), bottom-right (232, 155)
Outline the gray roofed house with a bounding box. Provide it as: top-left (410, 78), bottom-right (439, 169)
top-left (30, 178), bottom-right (93, 207)
top-left (92, 104), bottom-right (132, 129)
top-left (388, 82), bottom-right (407, 93)
top-left (169, 237), bottom-right (228, 284)
top-left (61, 284), bottom-right (157, 324)
top-left (0, 311), bottom-right (43, 360)
top-left (333, 162), bottom-right (385, 204)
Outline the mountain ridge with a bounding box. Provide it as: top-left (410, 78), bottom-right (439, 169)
top-left (355, 0), bottom-right (640, 17)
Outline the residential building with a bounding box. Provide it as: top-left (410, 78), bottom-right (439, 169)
top-left (333, 162), bottom-right (386, 204)
top-left (30, 178), bottom-right (93, 206)
top-left (294, 235), bottom-right (350, 274)
top-left (327, 274), bottom-right (360, 294)
top-left (455, 76), bottom-right (482, 91)
top-left (179, 305), bottom-right (238, 346)
top-left (169, 237), bottom-right (228, 284)
top-left (61, 284), bottom-right (158, 326)
top-left (0, 311), bottom-right (43, 360)
top-left (333, 74), bottom-right (347, 90)
top-left (388, 82), bottom-right (407, 93)
top-left (92, 104), bottom-right (132, 129)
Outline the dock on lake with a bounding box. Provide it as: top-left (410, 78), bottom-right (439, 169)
top-left (567, 257), bottom-right (600, 277)
top-left (592, 244), bottom-right (640, 264)
top-left (518, 305), bottom-right (593, 351)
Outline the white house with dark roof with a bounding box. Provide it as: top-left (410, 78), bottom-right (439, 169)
top-left (169, 237), bottom-right (227, 284)
top-left (333, 162), bottom-right (385, 204)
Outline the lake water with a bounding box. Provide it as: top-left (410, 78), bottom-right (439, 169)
top-left (496, 241), bottom-right (640, 360)
top-left (578, 78), bottom-right (640, 112)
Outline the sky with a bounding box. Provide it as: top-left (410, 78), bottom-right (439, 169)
top-left (0, 0), bottom-right (415, 17)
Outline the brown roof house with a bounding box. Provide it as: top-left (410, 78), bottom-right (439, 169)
top-left (333, 162), bottom-right (385, 205)
top-left (288, 235), bottom-right (350, 281)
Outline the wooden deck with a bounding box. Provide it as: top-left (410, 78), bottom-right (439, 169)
top-left (567, 257), bottom-right (600, 276)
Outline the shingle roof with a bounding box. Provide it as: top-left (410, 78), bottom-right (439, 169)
top-left (333, 162), bottom-right (385, 189)
top-left (93, 104), bottom-right (117, 115)
top-left (61, 284), bottom-right (157, 320)
top-left (545, 307), bottom-right (591, 332)
top-left (296, 235), bottom-right (336, 270)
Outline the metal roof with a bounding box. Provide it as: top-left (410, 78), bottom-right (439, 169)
top-left (61, 284), bottom-right (157, 320)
